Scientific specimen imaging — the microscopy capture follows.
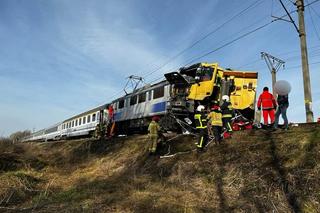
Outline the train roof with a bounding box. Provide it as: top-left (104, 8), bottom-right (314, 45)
top-left (62, 80), bottom-right (168, 123)
top-left (112, 80), bottom-right (168, 102)
top-left (63, 104), bottom-right (108, 123)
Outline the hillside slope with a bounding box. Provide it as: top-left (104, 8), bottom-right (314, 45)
top-left (0, 125), bottom-right (319, 212)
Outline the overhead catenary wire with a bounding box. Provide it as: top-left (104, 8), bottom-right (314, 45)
top-left (105, 1), bottom-right (319, 104)
top-left (140, 0), bottom-right (265, 79)
top-left (236, 45), bottom-right (320, 69)
top-left (310, 5), bottom-right (320, 18)
top-left (103, 0), bottom-right (268, 102)
top-left (306, 1), bottom-right (320, 41)
top-left (147, 1), bottom-right (298, 81)
top-left (183, 22), bottom-right (274, 66)
top-left (305, 0), bottom-right (320, 7)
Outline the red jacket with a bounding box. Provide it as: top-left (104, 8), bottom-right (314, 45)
top-left (257, 91), bottom-right (277, 110)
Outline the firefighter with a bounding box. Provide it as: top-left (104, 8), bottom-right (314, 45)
top-left (148, 116), bottom-right (160, 154)
top-left (108, 105), bottom-right (114, 122)
top-left (207, 102), bottom-right (223, 145)
top-left (194, 105), bottom-right (208, 150)
top-left (257, 87), bottom-right (277, 126)
top-left (221, 95), bottom-right (233, 138)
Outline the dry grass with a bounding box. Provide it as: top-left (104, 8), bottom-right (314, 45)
top-left (0, 126), bottom-right (320, 212)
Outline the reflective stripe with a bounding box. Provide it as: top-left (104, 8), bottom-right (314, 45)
top-left (227, 122), bottom-right (233, 132)
top-left (195, 114), bottom-right (207, 128)
top-left (197, 136), bottom-right (204, 148)
top-left (222, 114), bottom-right (232, 118)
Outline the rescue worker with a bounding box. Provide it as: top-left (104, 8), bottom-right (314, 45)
top-left (207, 102), bottom-right (223, 145)
top-left (257, 87), bottom-right (277, 126)
top-left (108, 105), bottom-right (114, 122)
top-left (220, 95), bottom-right (233, 138)
top-left (194, 105), bottom-right (208, 150)
top-left (148, 116), bottom-right (160, 154)
top-left (274, 94), bottom-right (289, 130)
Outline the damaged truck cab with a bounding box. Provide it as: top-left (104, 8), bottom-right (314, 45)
top-left (164, 62), bottom-right (258, 120)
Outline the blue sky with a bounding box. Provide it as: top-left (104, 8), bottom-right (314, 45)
top-left (0, 0), bottom-right (320, 136)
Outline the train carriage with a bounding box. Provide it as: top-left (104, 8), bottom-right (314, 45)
top-left (23, 62), bottom-right (258, 142)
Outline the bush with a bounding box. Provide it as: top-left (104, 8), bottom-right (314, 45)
top-left (9, 130), bottom-right (31, 143)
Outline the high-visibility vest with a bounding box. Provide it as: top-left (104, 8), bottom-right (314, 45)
top-left (194, 113), bottom-right (207, 129)
top-left (208, 111), bottom-right (223, 126)
top-left (221, 101), bottom-right (233, 118)
top-left (148, 121), bottom-right (160, 135)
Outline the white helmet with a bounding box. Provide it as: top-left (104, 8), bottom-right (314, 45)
top-left (196, 105), bottom-right (205, 112)
top-left (222, 95), bottom-right (230, 102)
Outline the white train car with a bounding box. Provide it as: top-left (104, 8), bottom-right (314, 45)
top-left (23, 105), bottom-right (109, 142)
top-left (60, 105), bottom-right (108, 138)
top-left (24, 80), bottom-right (175, 141)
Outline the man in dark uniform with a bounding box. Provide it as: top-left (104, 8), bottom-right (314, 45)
top-left (194, 105), bottom-right (208, 150)
top-left (220, 95), bottom-right (234, 138)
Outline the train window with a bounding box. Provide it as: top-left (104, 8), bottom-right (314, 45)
top-left (83, 117), bottom-right (86, 124)
top-left (69, 122), bottom-right (71, 128)
top-left (138, 93), bottom-right (146, 103)
top-left (75, 119), bottom-right (78, 126)
top-left (248, 82), bottom-right (253, 89)
top-left (97, 112), bottom-right (100, 121)
top-left (72, 121), bottom-right (74, 127)
top-left (118, 99), bottom-right (125, 109)
top-left (87, 115), bottom-right (91, 123)
top-left (92, 113), bottom-right (96, 121)
top-left (153, 86), bottom-right (164, 99)
top-left (148, 91), bottom-right (153, 101)
top-left (130, 95), bottom-right (137, 105)
top-left (79, 118), bottom-right (82, 125)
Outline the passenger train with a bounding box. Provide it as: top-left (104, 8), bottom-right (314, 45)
top-left (24, 80), bottom-right (171, 141)
top-left (24, 62), bottom-right (258, 142)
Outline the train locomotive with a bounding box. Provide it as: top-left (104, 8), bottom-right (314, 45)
top-left (23, 62), bottom-right (258, 142)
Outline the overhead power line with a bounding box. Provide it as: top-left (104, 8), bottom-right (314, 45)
top-left (144, 0), bottom-right (295, 82)
top-left (310, 5), bottom-right (320, 18)
top-left (307, 3), bottom-right (320, 41)
top-left (305, 0), bottom-right (320, 7)
top-left (106, 0), bottom-right (319, 102)
top-left (140, 0), bottom-right (264, 79)
top-left (183, 22), bottom-right (274, 66)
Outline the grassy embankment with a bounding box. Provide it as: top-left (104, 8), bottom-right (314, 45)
top-left (0, 125), bottom-right (319, 212)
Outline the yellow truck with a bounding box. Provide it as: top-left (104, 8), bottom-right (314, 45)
top-left (164, 62), bottom-right (258, 120)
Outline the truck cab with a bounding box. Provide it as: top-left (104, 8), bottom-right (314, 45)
top-left (165, 62), bottom-right (258, 120)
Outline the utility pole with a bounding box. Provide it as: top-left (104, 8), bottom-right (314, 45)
top-left (276, 0), bottom-right (314, 122)
top-left (296, 0), bottom-right (314, 122)
top-left (261, 52), bottom-right (285, 97)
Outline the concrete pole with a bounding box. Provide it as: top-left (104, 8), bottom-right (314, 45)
top-left (296, 0), bottom-right (314, 122)
top-left (271, 68), bottom-right (277, 97)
